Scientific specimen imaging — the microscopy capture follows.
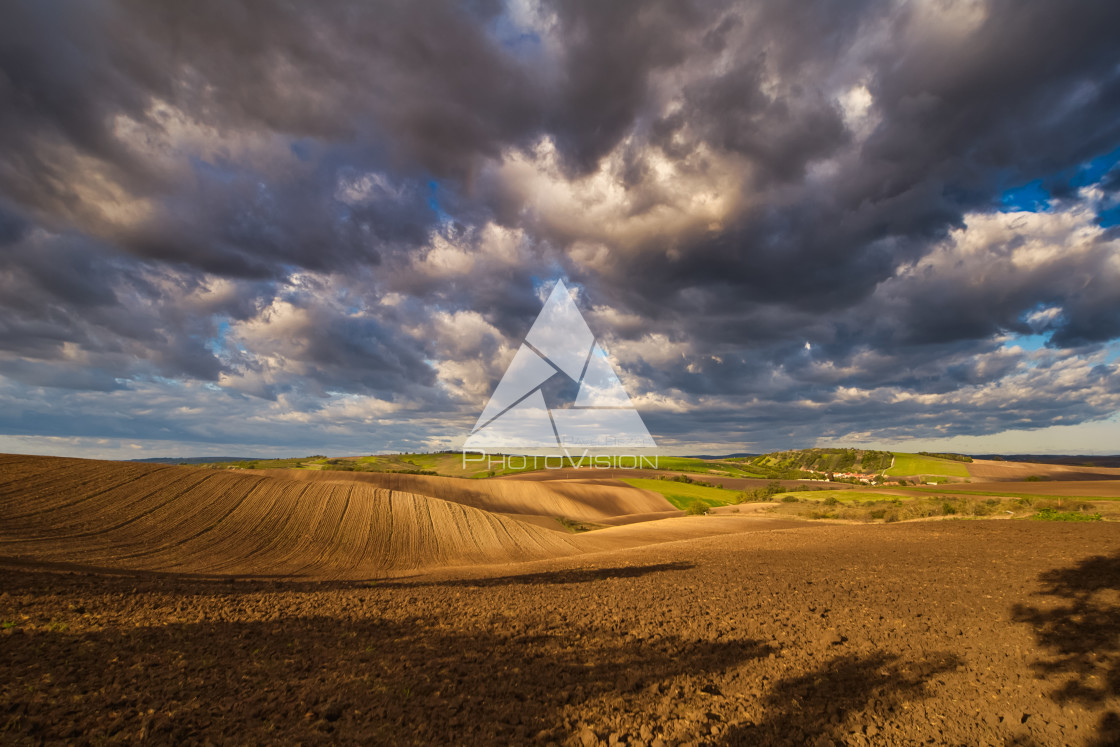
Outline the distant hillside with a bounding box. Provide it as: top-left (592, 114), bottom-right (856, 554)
top-left (749, 448), bottom-right (894, 475)
top-left (129, 456), bottom-right (267, 465)
top-left (974, 454), bottom-right (1120, 469)
top-left (154, 453), bottom-right (566, 478)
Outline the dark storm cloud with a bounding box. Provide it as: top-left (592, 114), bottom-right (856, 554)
top-left (552, 1), bottom-right (1120, 447)
top-left (545, 0), bottom-right (709, 173)
top-left (1, 0), bottom-right (1119, 454)
top-left (0, 230), bottom-right (228, 381)
top-left (0, 0), bottom-right (541, 278)
top-left (0, 201), bottom-right (29, 246)
top-left (220, 279), bottom-right (441, 402)
top-left (645, 352), bottom-right (1120, 448)
top-left (588, 0), bottom-right (1120, 319)
top-left (866, 1), bottom-right (1120, 185)
top-left (0, 229), bottom-right (436, 402)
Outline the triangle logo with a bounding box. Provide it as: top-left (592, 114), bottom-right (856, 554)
top-left (464, 280), bottom-right (656, 452)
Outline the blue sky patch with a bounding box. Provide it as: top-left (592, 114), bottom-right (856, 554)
top-left (204, 319), bottom-right (231, 356)
top-left (1070, 146), bottom-right (1120, 189)
top-left (1000, 180), bottom-right (1051, 212)
top-left (1004, 332), bottom-right (1051, 352)
top-left (427, 179), bottom-right (452, 223)
top-left (1098, 203), bottom-right (1120, 228)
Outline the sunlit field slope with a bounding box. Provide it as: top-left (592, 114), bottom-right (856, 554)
top-left (0, 455), bottom-right (583, 578)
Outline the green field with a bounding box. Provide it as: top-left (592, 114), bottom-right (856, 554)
top-left (190, 449), bottom-right (984, 482)
top-left (191, 456), bottom-right (330, 470)
top-left (621, 478), bottom-right (743, 509)
top-left (415, 453), bottom-right (770, 479)
top-left (885, 453), bottom-right (971, 478)
top-left (647, 457), bottom-right (766, 477)
top-left (192, 452), bottom-right (572, 478)
top-left (348, 452), bottom-right (590, 478)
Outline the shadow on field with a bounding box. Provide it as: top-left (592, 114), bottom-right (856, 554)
top-left (379, 561), bottom-right (695, 588)
top-left (1012, 551), bottom-right (1120, 746)
top-left (721, 651), bottom-right (963, 745)
top-left (0, 615), bottom-right (770, 744)
top-left (0, 558), bottom-right (693, 592)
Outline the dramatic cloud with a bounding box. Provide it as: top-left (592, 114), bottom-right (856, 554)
top-left (1, 0), bottom-right (1119, 457)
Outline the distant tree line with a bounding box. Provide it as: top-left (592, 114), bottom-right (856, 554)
top-left (917, 451), bottom-right (973, 463)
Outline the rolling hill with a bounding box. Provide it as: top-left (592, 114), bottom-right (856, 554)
top-left (0, 454), bottom-right (797, 579)
top-left (0, 455), bottom-right (583, 578)
top-left (258, 468), bottom-right (678, 524)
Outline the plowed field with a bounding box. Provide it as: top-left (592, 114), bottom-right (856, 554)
top-left (262, 468), bottom-right (678, 523)
top-left (966, 458), bottom-right (1120, 481)
top-left (3, 454), bottom-right (1120, 745)
top-left (0, 455), bottom-right (583, 577)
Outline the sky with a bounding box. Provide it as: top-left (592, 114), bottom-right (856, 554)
top-left (1, 0), bottom-right (1119, 459)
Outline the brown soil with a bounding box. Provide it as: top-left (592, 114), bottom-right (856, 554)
top-left (4, 455), bottom-right (1120, 745)
top-left (263, 468), bottom-right (677, 523)
top-left (0, 455), bottom-right (584, 577)
top-left (2, 522), bottom-right (1119, 745)
top-left (967, 459), bottom-right (1120, 482)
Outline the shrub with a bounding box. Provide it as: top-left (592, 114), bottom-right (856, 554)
top-left (1032, 507), bottom-right (1102, 522)
top-left (941, 502), bottom-right (957, 515)
top-left (781, 495), bottom-right (799, 503)
top-left (686, 499), bottom-right (710, 516)
top-left (662, 474), bottom-right (715, 487)
top-left (823, 496), bottom-right (840, 506)
top-left (969, 501), bottom-right (994, 516)
top-left (868, 509), bottom-right (887, 520)
top-left (739, 484), bottom-right (782, 502)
